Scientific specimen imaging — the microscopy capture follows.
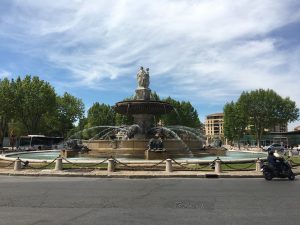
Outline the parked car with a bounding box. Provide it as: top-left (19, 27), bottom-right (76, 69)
top-left (263, 143), bottom-right (285, 152)
top-left (292, 145), bottom-right (300, 151)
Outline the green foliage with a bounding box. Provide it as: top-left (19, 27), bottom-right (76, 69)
top-left (0, 75), bottom-right (87, 139)
top-left (55, 92), bottom-right (85, 137)
top-left (224, 89), bottom-right (299, 147)
top-left (87, 102), bottom-right (115, 127)
top-left (223, 101), bottom-right (248, 146)
top-left (0, 78), bottom-right (15, 143)
top-left (13, 75), bottom-right (57, 134)
top-left (67, 117), bottom-right (89, 139)
top-left (150, 91), bottom-right (160, 101)
top-left (160, 97), bottom-right (201, 128)
top-left (115, 113), bottom-right (134, 126)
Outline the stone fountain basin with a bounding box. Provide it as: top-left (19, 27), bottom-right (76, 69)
top-left (83, 139), bottom-right (205, 160)
top-left (114, 100), bottom-right (174, 115)
top-left (1, 150), bottom-right (267, 163)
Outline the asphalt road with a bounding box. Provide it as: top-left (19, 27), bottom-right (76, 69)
top-left (0, 176), bottom-right (299, 225)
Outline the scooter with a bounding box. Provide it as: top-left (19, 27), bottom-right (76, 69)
top-left (262, 158), bottom-right (295, 181)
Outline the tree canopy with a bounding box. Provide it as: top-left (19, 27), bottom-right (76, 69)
top-left (160, 97), bottom-right (201, 128)
top-left (223, 101), bottom-right (248, 147)
top-left (0, 78), bottom-right (15, 143)
top-left (13, 76), bottom-right (57, 134)
top-left (55, 92), bottom-right (85, 137)
top-left (224, 89), bottom-right (299, 147)
top-left (0, 76), bottom-right (84, 145)
top-left (87, 103), bottom-right (115, 127)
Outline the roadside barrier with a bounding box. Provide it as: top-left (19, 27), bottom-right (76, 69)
top-left (7, 156), bottom-right (287, 173)
top-left (256, 159), bottom-right (262, 172)
top-left (219, 159), bottom-right (257, 171)
top-left (14, 158), bottom-right (22, 171)
top-left (107, 158), bottom-right (115, 172)
top-left (113, 158), bottom-right (166, 171)
top-left (0, 160), bottom-right (15, 169)
top-left (215, 158), bottom-right (222, 173)
top-left (169, 158), bottom-right (214, 171)
top-left (55, 157), bottom-right (63, 171)
top-left (61, 157), bottom-right (109, 170)
top-left (18, 157), bottom-right (59, 170)
top-left (166, 159), bottom-right (172, 172)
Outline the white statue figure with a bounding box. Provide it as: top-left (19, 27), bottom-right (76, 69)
top-left (137, 66), bottom-right (150, 88)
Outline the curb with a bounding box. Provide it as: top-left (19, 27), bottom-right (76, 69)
top-left (0, 169), bottom-right (299, 179)
top-left (0, 171), bottom-right (267, 179)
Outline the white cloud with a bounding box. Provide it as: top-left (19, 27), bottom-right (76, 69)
top-left (0, 69), bottom-right (12, 79)
top-left (1, 0), bottom-right (300, 128)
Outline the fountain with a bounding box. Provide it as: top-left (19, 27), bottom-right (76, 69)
top-left (63, 66), bottom-right (223, 160)
top-left (0, 67), bottom-right (270, 163)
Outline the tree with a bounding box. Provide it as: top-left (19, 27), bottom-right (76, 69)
top-left (150, 91), bottom-right (160, 101)
top-left (160, 97), bottom-right (201, 128)
top-left (84, 103), bottom-right (116, 139)
top-left (223, 101), bottom-right (248, 148)
top-left (236, 89), bottom-right (299, 147)
top-left (0, 78), bottom-right (15, 145)
top-left (13, 75), bottom-right (56, 134)
top-left (55, 92), bottom-right (85, 137)
top-left (87, 103), bottom-right (115, 127)
top-left (67, 117), bottom-right (89, 139)
top-left (179, 101), bottom-right (201, 128)
top-left (115, 113), bottom-right (134, 126)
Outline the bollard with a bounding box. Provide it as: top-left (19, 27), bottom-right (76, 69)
top-left (55, 157), bottom-right (63, 171)
top-left (288, 150), bottom-right (293, 157)
top-left (107, 158), bottom-right (115, 172)
top-left (165, 159), bottom-right (173, 172)
top-left (214, 158), bottom-right (222, 173)
top-left (14, 158), bottom-right (22, 171)
top-left (256, 158), bottom-right (262, 172)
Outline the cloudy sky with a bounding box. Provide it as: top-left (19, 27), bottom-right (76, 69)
top-left (0, 0), bottom-right (300, 129)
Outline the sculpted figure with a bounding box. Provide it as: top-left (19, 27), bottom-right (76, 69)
top-left (137, 66), bottom-right (150, 88)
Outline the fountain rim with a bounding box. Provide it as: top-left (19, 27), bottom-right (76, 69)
top-left (114, 100), bottom-right (174, 105)
top-left (113, 100), bottom-right (174, 115)
top-left (1, 150), bottom-right (267, 164)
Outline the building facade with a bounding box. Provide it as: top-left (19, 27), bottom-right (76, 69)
top-left (269, 124), bottom-right (288, 133)
top-left (205, 113), bottom-right (224, 145)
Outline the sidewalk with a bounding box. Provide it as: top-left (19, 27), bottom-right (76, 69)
top-left (0, 167), bottom-right (299, 179)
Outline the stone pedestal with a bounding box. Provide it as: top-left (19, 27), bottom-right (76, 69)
top-left (132, 114), bottom-right (154, 137)
top-left (135, 88), bottom-right (151, 100)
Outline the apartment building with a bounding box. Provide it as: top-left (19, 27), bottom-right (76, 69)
top-left (205, 113), bottom-right (224, 144)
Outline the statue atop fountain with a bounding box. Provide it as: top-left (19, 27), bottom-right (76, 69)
top-left (137, 66), bottom-right (150, 89)
top-left (135, 66), bottom-right (151, 100)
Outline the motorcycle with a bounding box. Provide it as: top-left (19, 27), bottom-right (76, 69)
top-left (262, 158), bottom-right (295, 181)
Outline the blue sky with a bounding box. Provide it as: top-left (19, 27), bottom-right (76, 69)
top-left (0, 0), bottom-right (300, 129)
